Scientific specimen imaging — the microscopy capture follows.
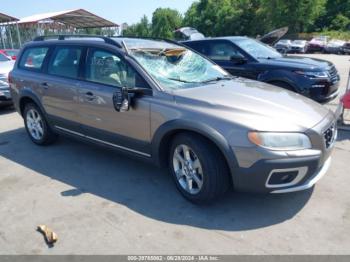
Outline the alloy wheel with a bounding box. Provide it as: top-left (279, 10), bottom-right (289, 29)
top-left (172, 144), bottom-right (204, 194)
top-left (26, 109), bottom-right (44, 141)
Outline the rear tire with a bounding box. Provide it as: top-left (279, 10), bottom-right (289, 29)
top-left (168, 133), bottom-right (230, 204)
top-left (23, 103), bottom-right (57, 145)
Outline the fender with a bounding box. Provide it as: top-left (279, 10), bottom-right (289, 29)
top-left (18, 88), bottom-right (46, 116)
top-left (151, 119), bottom-right (239, 180)
top-left (258, 70), bottom-right (299, 91)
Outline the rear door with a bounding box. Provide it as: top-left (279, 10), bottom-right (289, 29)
top-left (41, 45), bottom-right (85, 130)
top-left (76, 47), bottom-right (152, 156)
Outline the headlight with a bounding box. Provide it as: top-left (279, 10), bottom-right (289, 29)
top-left (294, 70), bottom-right (329, 79)
top-left (248, 132), bottom-right (312, 151)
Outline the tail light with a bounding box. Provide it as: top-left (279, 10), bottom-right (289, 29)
top-left (342, 91), bottom-right (350, 109)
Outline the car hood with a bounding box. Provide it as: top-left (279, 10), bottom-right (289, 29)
top-left (0, 60), bottom-right (15, 75)
top-left (259, 27), bottom-right (289, 45)
top-left (257, 56), bottom-right (332, 70)
top-left (172, 78), bottom-right (331, 132)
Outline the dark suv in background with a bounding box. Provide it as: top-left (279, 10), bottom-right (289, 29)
top-left (183, 37), bottom-right (340, 102)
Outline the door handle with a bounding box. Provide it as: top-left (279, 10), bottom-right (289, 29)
top-left (40, 82), bottom-right (49, 89)
top-left (85, 91), bottom-right (95, 101)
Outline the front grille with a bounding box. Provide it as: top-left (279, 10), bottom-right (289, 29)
top-left (323, 123), bottom-right (337, 149)
top-left (328, 66), bottom-right (339, 83)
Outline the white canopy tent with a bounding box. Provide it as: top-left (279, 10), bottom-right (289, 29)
top-left (0, 9), bottom-right (119, 48)
top-left (18, 9), bottom-right (118, 28)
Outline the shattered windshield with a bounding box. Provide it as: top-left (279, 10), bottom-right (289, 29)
top-left (129, 46), bottom-right (230, 90)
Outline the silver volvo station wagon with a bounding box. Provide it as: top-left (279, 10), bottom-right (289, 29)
top-left (9, 35), bottom-right (337, 203)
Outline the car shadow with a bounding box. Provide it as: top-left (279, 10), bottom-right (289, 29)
top-left (0, 127), bottom-right (313, 231)
top-left (0, 106), bottom-right (15, 115)
top-left (337, 129), bottom-right (350, 142)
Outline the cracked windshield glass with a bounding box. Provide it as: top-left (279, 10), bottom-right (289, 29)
top-left (128, 41), bottom-right (230, 90)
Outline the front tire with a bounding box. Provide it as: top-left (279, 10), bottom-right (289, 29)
top-left (24, 103), bottom-right (57, 145)
top-left (169, 133), bottom-right (230, 204)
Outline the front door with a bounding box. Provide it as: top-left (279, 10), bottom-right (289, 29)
top-left (206, 40), bottom-right (257, 79)
top-left (77, 48), bottom-right (152, 156)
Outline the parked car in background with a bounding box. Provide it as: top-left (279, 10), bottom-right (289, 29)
top-left (341, 42), bottom-right (350, 55)
top-left (0, 49), bottom-right (19, 60)
top-left (325, 40), bottom-right (346, 54)
top-left (174, 27), bottom-right (205, 41)
top-left (183, 36), bottom-right (340, 102)
top-left (289, 40), bottom-right (308, 53)
top-left (0, 53), bottom-right (15, 107)
top-left (307, 36), bottom-right (329, 53)
top-left (9, 35), bottom-right (337, 203)
top-left (274, 39), bottom-right (292, 53)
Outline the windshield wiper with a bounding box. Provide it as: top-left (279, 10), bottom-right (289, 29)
top-left (167, 77), bottom-right (198, 83)
top-left (256, 56), bottom-right (276, 59)
top-left (201, 76), bottom-right (234, 83)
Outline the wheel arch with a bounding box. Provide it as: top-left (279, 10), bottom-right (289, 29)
top-left (18, 90), bottom-right (45, 117)
top-left (152, 120), bottom-right (239, 183)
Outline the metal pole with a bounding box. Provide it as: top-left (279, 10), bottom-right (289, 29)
top-left (7, 22), bottom-right (14, 49)
top-left (0, 26), bottom-right (5, 49)
top-left (16, 23), bottom-right (22, 48)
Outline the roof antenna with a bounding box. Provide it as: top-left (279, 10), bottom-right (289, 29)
top-left (121, 40), bottom-right (129, 55)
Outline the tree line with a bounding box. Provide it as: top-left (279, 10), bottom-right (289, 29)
top-left (123, 0), bottom-right (350, 39)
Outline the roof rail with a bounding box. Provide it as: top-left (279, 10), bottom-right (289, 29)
top-left (33, 35), bottom-right (123, 48)
top-left (114, 36), bottom-right (181, 47)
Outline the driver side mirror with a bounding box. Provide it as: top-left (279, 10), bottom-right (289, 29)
top-left (113, 87), bottom-right (152, 112)
top-left (230, 55), bottom-right (247, 64)
top-left (113, 87), bottom-right (130, 112)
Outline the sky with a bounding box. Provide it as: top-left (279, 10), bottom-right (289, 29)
top-left (0, 0), bottom-right (195, 25)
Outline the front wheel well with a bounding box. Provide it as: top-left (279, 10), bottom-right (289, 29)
top-left (157, 129), bottom-right (233, 184)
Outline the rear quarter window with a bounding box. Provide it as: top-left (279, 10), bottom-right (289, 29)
top-left (19, 47), bottom-right (49, 71)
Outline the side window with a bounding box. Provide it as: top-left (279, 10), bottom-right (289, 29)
top-left (86, 49), bottom-right (146, 89)
top-left (186, 41), bottom-right (210, 56)
top-left (19, 47), bottom-right (49, 70)
top-left (208, 42), bottom-right (244, 61)
top-left (48, 47), bottom-right (82, 79)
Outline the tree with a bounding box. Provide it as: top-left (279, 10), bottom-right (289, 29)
top-left (183, 0), bottom-right (268, 37)
top-left (259, 0), bottom-right (326, 33)
top-left (123, 15), bottom-right (151, 37)
top-left (313, 0), bottom-right (350, 31)
top-left (151, 8), bottom-right (183, 38)
top-left (330, 14), bottom-right (350, 31)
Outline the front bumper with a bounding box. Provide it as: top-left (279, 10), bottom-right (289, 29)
top-left (307, 45), bottom-right (324, 52)
top-left (289, 47), bottom-right (305, 53)
top-left (271, 157), bottom-right (331, 193)
top-left (309, 80), bottom-right (339, 103)
top-left (233, 154), bottom-right (330, 193)
top-left (232, 114), bottom-right (335, 193)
